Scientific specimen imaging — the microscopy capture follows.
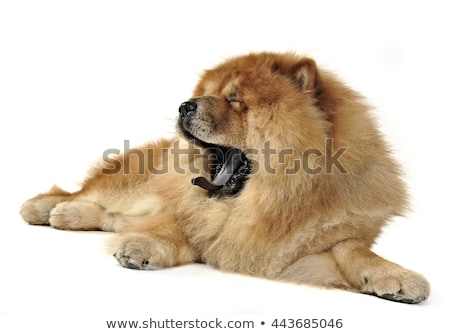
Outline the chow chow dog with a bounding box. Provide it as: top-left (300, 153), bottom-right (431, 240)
top-left (20, 52), bottom-right (430, 303)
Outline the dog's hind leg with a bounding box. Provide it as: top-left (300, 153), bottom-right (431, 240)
top-left (20, 185), bottom-right (74, 226)
top-left (20, 185), bottom-right (129, 232)
top-left (48, 200), bottom-right (119, 231)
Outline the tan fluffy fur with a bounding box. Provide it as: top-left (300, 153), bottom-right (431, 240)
top-left (20, 52), bottom-right (429, 303)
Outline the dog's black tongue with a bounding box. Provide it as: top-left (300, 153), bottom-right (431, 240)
top-left (192, 148), bottom-right (243, 191)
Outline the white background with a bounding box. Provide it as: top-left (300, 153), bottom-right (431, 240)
top-left (0, 0), bottom-right (449, 333)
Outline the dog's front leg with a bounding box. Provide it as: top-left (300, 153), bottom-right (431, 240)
top-left (110, 211), bottom-right (198, 270)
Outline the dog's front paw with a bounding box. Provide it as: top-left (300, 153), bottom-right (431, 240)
top-left (361, 267), bottom-right (430, 304)
top-left (111, 233), bottom-right (170, 270)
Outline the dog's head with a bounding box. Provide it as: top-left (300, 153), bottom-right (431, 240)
top-left (178, 52), bottom-right (321, 151)
top-left (177, 52), bottom-right (326, 196)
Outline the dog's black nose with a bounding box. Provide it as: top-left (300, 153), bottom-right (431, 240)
top-left (179, 101), bottom-right (197, 118)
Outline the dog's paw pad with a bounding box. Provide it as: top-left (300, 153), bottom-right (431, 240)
top-left (379, 291), bottom-right (415, 304)
top-left (114, 250), bottom-right (157, 270)
top-left (114, 252), bottom-right (143, 270)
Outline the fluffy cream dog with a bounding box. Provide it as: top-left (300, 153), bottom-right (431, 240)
top-left (21, 52), bottom-right (430, 303)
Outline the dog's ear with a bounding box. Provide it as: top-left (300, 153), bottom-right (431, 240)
top-left (273, 57), bottom-right (317, 93)
top-left (295, 58), bottom-right (317, 92)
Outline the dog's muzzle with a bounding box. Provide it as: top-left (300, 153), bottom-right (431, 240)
top-left (178, 100), bottom-right (251, 197)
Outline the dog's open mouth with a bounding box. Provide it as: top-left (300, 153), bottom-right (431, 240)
top-left (192, 146), bottom-right (252, 197)
top-left (178, 124), bottom-right (251, 197)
